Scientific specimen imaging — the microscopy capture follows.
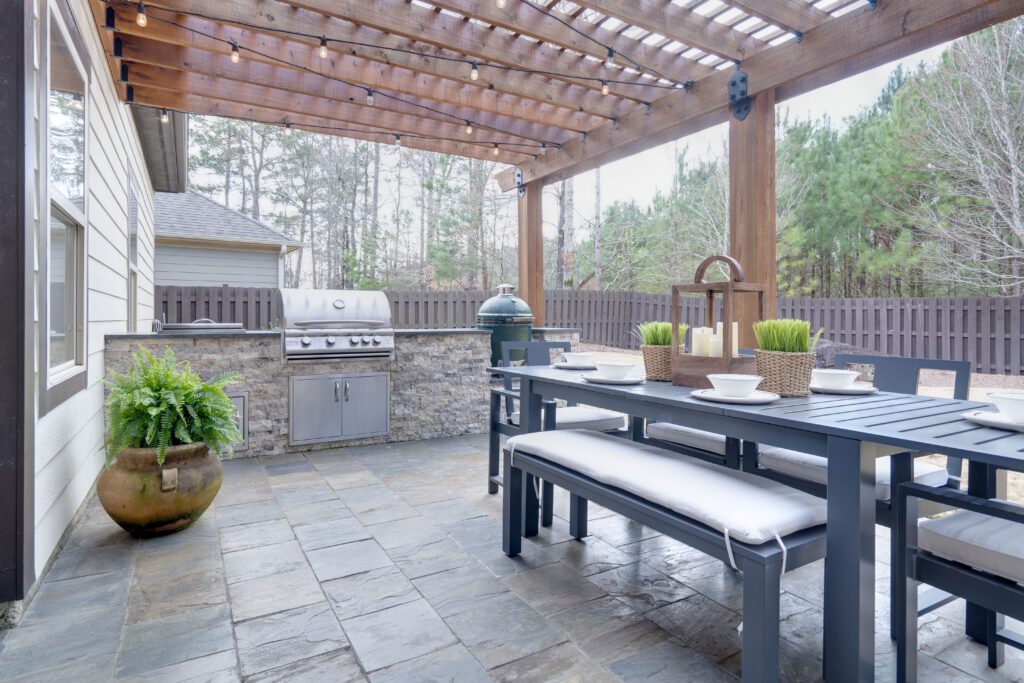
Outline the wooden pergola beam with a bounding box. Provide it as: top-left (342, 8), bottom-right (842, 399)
top-left (127, 86), bottom-right (534, 163)
top-left (497, 0), bottom-right (1021, 191)
top-left (131, 0), bottom-right (629, 120)
top-left (123, 63), bottom-right (545, 151)
top-left (275, 0), bottom-right (667, 101)
top-left (572, 0), bottom-right (764, 62)
top-left (424, 0), bottom-right (709, 86)
top-left (728, 1), bottom-right (833, 34)
top-left (518, 180), bottom-right (545, 326)
top-left (99, 5), bottom-right (602, 135)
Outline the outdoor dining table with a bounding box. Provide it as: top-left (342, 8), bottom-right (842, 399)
top-left (493, 364), bottom-right (1024, 683)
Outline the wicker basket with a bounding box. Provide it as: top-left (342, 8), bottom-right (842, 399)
top-left (755, 349), bottom-right (815, 397)
top-left (641, 345), bottom-right (673, 381)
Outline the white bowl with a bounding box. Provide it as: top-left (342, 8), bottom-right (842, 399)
top-left (707, 374), bottom-right (763, 398)
top-left (562, 352), bottom-right (593, 365)
top-left (594, 362), bottom-right (636, 380)
top-left (811, 369), bottom-right (861, 390)
top-left (989, 392), bottom-right (1024, 423)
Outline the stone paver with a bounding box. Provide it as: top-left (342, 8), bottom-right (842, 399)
top-left (0, 433), bottom-right (1020, 682)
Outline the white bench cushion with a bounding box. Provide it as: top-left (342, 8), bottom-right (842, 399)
top-left (509, 406), bottom-right (625, 432)
top-left (919, 501), bottom-right (1024, 584)
top-left (646, 422), bottom-right (728, 456)
top-left (507, 429), bottom-right (826, 545)
top-left (757, 446), bottom-right (949, 500)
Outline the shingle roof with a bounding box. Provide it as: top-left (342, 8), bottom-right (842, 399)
top-left (154, 191), bottom-right (303, 251)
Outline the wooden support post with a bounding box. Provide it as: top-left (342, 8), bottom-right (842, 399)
top-left (518, 179), bottom-right (545, 326)
top-left (728, 89), bottom-right (776, 348)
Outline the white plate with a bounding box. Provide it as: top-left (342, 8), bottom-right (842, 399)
top-left (962, 409), bottom-right (1024, 432)
top-left (553, 362), bottom-right (598, 370)
top-left (690, 389), bottom-right (780, 405)
top-left (582, 373), bottom-right (646, 386)
top-left (810, 383), bottom-right (878, 395)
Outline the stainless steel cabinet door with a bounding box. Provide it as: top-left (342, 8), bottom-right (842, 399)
top-left (289, 375), bottom-right (345, 445)
top-left (340, 373), bottom-right (389, 439)
top-left (228, 391), bottom-right (248, 451)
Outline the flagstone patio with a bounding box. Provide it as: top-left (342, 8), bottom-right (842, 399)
top-left (0, 434), bottom-right (1020, 682)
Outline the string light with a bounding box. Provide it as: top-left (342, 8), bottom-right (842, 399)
top-left (283, 118), bottom-right (293, 135)
top-left (318, 36), bottom-right (328, 59)
top-left (492, 143), bottom-right (500, 156)
top-left (159, 107), bottom-right (169, 123)
top-left (601, 80), bottom-right (609, 96)
top-left (465, 121), bottom-right (473, 135)
top-left (540, 142), bottom-right (547, 155)
top-left (109, 2), bottom-right (685, 92)
top-left (496, 0), bottom-right (507, 8)
top-left (394, 134), bottom-right (401, 146)
top-left (469, 62), bottom-right (479, 81)
top-left (366, 89), bottom-right (374, 105)
top-left (230, 41), bottom-right (240, 63)
top-left (135, 1), bottom-right (147, 27)
top-left (605, 47), bottom-right (616, 68)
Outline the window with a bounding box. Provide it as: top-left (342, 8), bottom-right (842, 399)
top-left (127, 178), bottom-right (138, 330)
top-left (42, 1), bottom-right (88, 407)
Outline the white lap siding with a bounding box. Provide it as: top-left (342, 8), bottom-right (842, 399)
top-left (154, 244), bottom-right (282, 288)
top-left (30, 0), bottom-right (155, 577)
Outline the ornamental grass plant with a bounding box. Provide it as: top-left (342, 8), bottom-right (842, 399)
top-left (105, 348), bottom-right (241, 465)
top-left (635, 321), bottom-right (688, 346)
top-left (635, 321), bottom-right (687, 381)
top-left (752, 319), bottom-right (824, 353)
top-left (752, 319), bottom-right (824, 397)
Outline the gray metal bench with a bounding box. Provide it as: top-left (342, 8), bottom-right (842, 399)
top-left (502, 429), bottom-right (828, 683)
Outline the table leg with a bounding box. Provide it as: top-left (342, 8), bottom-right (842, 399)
top-left (965, 461), bottom-right (1004, 645)
top-left (519, 379), bottom-right (543, 536)
top-left (629, 415), bottom-right (644, 441)
top-left (824, 436), bottom-right (876, 682)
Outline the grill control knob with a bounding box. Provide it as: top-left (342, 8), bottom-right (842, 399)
top-left (349, 336), bottom-right (360, 345)
top-left (300, 336), bottom-right (312, 347)
top-left (326, 336), bottom-right (336, 346)
top-left (361, 335), bottom-right (372, 345)
top-left (372, 335), bottom-right (382, 345)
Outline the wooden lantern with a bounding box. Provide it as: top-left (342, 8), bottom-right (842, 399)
top-left (670, 255), bottom-right (767, 388)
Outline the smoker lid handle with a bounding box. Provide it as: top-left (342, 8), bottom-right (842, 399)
top-left (290, 319), bottom-right (385, 329)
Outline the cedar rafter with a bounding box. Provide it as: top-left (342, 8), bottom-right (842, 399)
top-left (728, 0), bottom-right (834, 34)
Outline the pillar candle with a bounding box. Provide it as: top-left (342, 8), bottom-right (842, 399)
top-left (691, 328), bottom-right (710, 356)
top-left (708, 333), bottom-right (723, 358)
top-left (730, 321), bottom-right (739, 356)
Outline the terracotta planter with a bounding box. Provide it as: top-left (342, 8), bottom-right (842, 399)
top-left (98, 442), bottom-right (223, 538)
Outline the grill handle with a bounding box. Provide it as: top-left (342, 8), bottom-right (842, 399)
top-left (334, 381), bottom-right (340, 402)
top-left (344, 381), bottom-right (350, 401)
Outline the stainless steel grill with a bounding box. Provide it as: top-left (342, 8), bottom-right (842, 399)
top-left (280, 289), bottom-right (395, 360)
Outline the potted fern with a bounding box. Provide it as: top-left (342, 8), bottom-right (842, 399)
top-left (752, 319), bottom-right (824, 397)
top-left (99, 348), bottom-right (241, 537)
top-left (636, 321), bottom-right (688, 381)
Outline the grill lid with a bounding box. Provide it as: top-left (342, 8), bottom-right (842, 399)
top-left (476, 284), bottom-right (534, 324)
top-left (280, 289), bottom-right (392, 330)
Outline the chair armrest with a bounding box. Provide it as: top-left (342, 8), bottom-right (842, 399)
top-left (897, 481), bottom-right (1024, 526)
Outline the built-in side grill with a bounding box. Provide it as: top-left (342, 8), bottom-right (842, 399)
top-left (280, 289), bottom-right (395, 360)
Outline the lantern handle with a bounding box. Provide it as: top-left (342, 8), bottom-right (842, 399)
top-left (694, 255), bottom-right (745, 284)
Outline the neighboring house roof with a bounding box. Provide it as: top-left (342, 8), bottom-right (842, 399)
top-left (154, 190), bottom-right (304, 253)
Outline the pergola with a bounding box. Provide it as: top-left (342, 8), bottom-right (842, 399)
top-left (90, 0), bottom-right (1023, 342)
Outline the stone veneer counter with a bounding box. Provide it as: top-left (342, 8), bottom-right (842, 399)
top-left (104, 329), bottom-right (493, 458)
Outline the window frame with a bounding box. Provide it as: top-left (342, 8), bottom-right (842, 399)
top-left (40, 0), bottom-right (90, 413)
top-left (127, 173), bottom-right (139, 331)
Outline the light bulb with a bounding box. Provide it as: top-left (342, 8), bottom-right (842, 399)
top-left (135, 2), bottom-right (147, 27)
top-left (230, 42), bottom-right (240, 63)
top-left (394, 134), bottom-right (401, 147)
top-left (318, 37), bottom-right (328, 59)
top-left (159, 108), bottom-right (169, 123)
top-left (605, 47), bottom-right (615, 68)
top-left (366, 90), bottom-right (374, 106)
top-left (540, 142), bottom-right (547, 155)
top-left (465, 121), bottom-right (473, 135)
top-left (496, 0), bottom-right (507, 7)
top-left (470, 62), bottom-right (479, 81)
top-left (492, 144), bottom-right (499, 156)
top-left (601, 80), bottom-right (609, 96)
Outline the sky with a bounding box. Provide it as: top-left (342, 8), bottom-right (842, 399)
top-left (541, 42), bottom-right (950, 237)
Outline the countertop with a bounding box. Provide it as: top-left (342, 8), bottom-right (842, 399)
top-left (106, 328), bottom-right (492, 342)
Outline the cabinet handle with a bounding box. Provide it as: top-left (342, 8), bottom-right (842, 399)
top-left (344, 381), bottom-right (350, 401)
top-left (334, 381), bottom-right (340, 401)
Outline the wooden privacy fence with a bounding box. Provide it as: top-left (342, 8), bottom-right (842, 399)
top-left (156, 285), bottom-right (282, 330)
top-left (154, 286), bottom-right (1024, 374)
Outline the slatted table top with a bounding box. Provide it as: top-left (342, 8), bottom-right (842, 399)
top-left (495, 365), bottom-right (1024, 471)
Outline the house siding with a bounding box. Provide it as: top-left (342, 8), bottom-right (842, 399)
top-left (155, 244), bottom-right (282, 288)
top-left (29, 0), bottom-right (155, 577)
